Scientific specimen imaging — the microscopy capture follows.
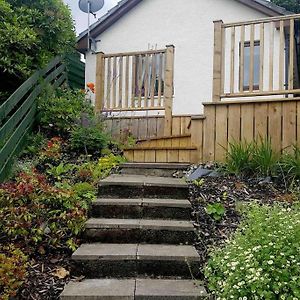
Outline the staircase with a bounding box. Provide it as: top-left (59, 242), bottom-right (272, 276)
top-left (123, 135), bottom-right (199, 164)
top-left (61, 163), bottom-right (207, 299)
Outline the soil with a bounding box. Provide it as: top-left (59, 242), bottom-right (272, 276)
top-left (14, 170), bottom-right (296, 298)
top-left (188, 172), bottom-right (295, 276)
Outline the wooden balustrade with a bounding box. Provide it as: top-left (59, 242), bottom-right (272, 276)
top-left (95, 46), bottom-right (175, 135)
top-left (212, 14), bottom-right (300, 101)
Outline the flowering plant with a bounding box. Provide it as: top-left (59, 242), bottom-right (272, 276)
top-left (205, 203), bottom-right (300, 299)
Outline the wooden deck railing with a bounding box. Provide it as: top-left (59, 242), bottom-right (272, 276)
top-left (212, 14), bottom-right (300, 101)
top-left (95, 45), bottom-right (175, 135)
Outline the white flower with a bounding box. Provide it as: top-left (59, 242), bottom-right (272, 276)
top-left (267, 260), bottom-right (274, 265)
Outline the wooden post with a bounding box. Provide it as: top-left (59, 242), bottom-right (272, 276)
top-left (164, 45), bottom-right (175, 136)
top-left (212, 20), bottom-right (224, 102)
top-left (95, 52), bottom-right (105, 114)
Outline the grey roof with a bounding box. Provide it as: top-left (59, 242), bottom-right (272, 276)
top-left (77, 0), bottom-right (292, 44)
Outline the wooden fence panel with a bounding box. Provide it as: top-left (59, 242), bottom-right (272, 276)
top-left (202, 99), bottom-right (300, 162)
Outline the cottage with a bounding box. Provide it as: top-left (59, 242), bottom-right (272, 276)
top-left (76, 0), bottom-right (300, 164)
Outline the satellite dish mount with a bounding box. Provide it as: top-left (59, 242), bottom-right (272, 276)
top-left (79, 0), bottom-right (105, 52)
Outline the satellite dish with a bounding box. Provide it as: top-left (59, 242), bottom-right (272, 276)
top-left (78, 0), bottom-right (105, 52)
top-left (78, 0), bottom-right (104, 14)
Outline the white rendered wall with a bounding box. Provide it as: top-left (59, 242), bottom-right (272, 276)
top-left (85, 0), bottom-right (271, 115)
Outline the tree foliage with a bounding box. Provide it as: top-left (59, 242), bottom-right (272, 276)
top-left (0, 0), bottom-right (76, 98)
top-left (271, 0), bottom-right (300, 13)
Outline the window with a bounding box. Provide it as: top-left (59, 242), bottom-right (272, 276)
top-left (240, 41), bottom-right (260, 91)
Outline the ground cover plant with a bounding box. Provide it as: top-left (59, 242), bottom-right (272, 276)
top-left (190, 139), bottom-right (300, 298)
top-left (205, 203), bottom-right (300, 299)
top-left (0, 87), bottom-right (124, 299)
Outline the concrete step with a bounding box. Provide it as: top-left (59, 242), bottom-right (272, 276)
top-left (60, 279), bottom-right (207, 300)
top-left (61, 279), bottom-right (208, 299)
top-left (98, 175), bottom-right (189, 199)
top-left (84, 218), bottom-right (195, 244)
top-left (72, 243), bottom-right (200, 278)
top-left (91, 198), bottom-right (192, 220)
top-left (120, 162), bottom-right (190, 177)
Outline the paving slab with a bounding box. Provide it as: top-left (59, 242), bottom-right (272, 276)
top-left (142, 199), bottom-right (191, 208)
top-left (100, 175), bottom-right (187, 188)
top-left (93, 198), bottom-right (143, 206)
top-left (135, 279), bottom-right (208, 299)
top-left (86, 218), bottom-right (194, 231)
top-left (137, 244), bottom-right (199, 261)
top-left (72, 244), bottom-right (137, 261)
top-left (60, 279), bottom-right (135, 300)
top-left (120, 163), bottom-right (190, 170)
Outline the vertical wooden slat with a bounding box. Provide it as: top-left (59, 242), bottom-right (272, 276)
top-left (144, 54), bottom-right (149, 108)
top-left (254, 103), bottom-right (268, 138)
top-left (138, 55), bottom-right (143, 107)
top-left (269, 22), bottom-right (274, 91)
top-left (112, 56), bottom-right (117, 108)
top-left (230, 26), bottom-right (235, 94)
top-left (125, 56), bottom-right (130, 109)
top-left (221, 26), bottom-right (226, 95)
top-left (297, 101), bottom-right (300, 147)
top-left (215, 106), bottom-right (228, 161)
top-left (239, 25), bottom-right (245, 92)
top-left (118, 56), bottom-right (123, 108)
top-left (164, 45), bottom-right (175, 136)
top-left (131, 56), bottom-right (136, 108)
top-left (106, 57), bottom-right (111, 109)
top-left (228, 105), bottom-right (241, 143)
top-left (212, 20), bottom-right (224, 102)
top-left (95, 52), bottom-right (105, 113)
top-left (289, 18), bottom-right (295, 90)
top-left (282, 101), bottom-right (296, 152)
top-left (268, 102), bottom-right (282, 153)
top-left (259, 23), bottom-right (264, 92)
top-left (150, 54), bottom-right (157, 107)
top-left (190, 118), bottom-right (204, 163)
top-left (157, 53), bottom-right (163, 107)
top-left (241, 104), bottom-right (254, 143)
top-left (249, 23), bottom-right (255, 92)
top-left (279, 20), bottom-right (285, 90)
top-left (203, 106), bottom-right (216, 162)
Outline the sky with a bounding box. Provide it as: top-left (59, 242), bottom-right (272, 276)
top-left (63, 0), bottom-right (119, 35)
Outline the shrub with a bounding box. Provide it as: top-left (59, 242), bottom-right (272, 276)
top-left (0, 171), bottom-right (89, 251)
top-left (0, 0), bottom-right (75, 96)
top-left (21, 132), bottom-right (46, 157)
top-left (38, 88), bottom-right (93, 136)
top-left (0, 245), bottom-right (28, 300)
top-left (205, 203), bottom-right (300, 299)
top-left (76, 154), bottom-right (126, 183)
top-left (70, 124), bottom-right (109, 156)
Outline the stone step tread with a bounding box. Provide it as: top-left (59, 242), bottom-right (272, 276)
top-left (61, 279), bottom-right (208, 299)
top-left (120, 162), bottom-right (190, 169)
top-left (93, 198), bottom-right (191, 208)
top-left (72, 244), bottom-right (199, 262)
top-left (99, 175), bottom-right (187, 188)
top-left (86, 218), bottom-right (194, 231)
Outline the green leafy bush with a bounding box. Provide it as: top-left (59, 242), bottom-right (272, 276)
top-left (38, 88), bottom-right (93, 136)
top-left (0, 171), bottom-right (90, 251)
top-left (205, 203), bottom-right (300, 299)
top-left (76, 154), bottom-right (126, 183)
top-left (0, 0), bottom-right (75, 96)
top-left (70, 123), bottom-right (109, 155)
top-left (0, 245), bottom-right (28, 300)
